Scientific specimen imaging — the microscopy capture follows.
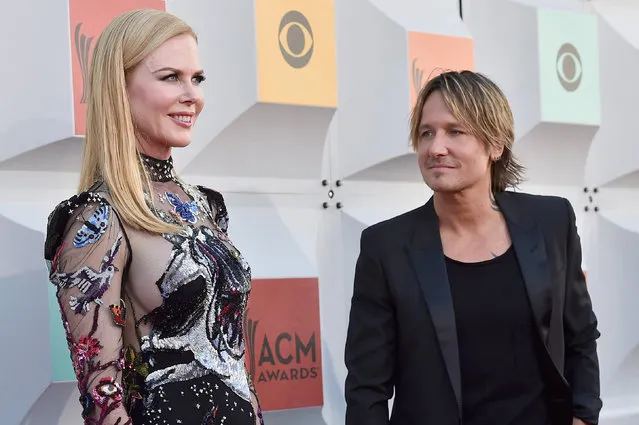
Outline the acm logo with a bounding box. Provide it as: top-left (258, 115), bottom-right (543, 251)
top-left (245, 312), bottom-right (320, 383)
top-left (242, 277), bottom-right (323, 410)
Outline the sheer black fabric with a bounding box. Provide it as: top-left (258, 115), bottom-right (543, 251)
top-left (44, 154), bottom-right (264, 425)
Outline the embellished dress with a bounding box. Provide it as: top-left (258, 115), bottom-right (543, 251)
top-left (44, 154), bottom-right (264, 425)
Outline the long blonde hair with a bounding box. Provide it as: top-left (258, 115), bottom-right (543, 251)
top-left (79, 9), bottom-right (196, 234)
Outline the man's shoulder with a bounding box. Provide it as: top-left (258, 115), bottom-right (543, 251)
top-left (500, 190), bottom-right (574, 234)
top-left (501, 190), bottom-right (570, 214)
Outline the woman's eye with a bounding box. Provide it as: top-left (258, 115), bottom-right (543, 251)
top-left (162, 74), bottom-right (179, 81)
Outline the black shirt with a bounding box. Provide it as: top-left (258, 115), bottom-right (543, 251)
top-left (446, 246), bottom-right (550, 425)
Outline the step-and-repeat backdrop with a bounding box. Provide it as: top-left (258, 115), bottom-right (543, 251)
top-left (1, 0), bottom-right (638, 424)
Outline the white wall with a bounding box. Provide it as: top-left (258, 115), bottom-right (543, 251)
top-left (2, 0), bottom-right (637, 424)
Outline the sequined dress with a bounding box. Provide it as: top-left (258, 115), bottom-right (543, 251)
top-left (44, 154), bottom-right (264, 425)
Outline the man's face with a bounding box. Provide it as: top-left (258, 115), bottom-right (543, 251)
top-left (416, 91), bottom-right (495, 194)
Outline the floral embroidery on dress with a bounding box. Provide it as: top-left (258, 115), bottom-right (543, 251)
top-left (45, 155), bottom-right (264, 425)
top-left (75, 335), bottom-right (102, 365)
top-left (61, 306), bottom-right (129, 424)
top-left (121, 345), bottom-right (149, 412)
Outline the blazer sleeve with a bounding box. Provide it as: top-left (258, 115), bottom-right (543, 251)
top-left (344, 227), bottom-right (395, 425)
top-left (562, 198), bottom-right (602, 424)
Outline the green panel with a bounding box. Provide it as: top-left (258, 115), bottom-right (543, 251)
top-left (537, 9), bottom-right (600, 125)
top-left (49, 284), bottom-right (76, 382)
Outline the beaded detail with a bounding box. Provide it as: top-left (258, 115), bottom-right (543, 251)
top-left (44, 177), bottom-right (263, 425)
top-left (140, 152), bottom-right (174, 182)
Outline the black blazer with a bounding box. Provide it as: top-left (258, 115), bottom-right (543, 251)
top-left (344, 191), bottom-right (602, 425)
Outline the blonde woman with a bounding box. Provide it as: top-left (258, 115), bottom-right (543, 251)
top-left (44, 9), bottom-right (263, 425)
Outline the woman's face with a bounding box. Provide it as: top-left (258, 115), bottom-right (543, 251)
top-left (127, 33), bottom-right (205, 159)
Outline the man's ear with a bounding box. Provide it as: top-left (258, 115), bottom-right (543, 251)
top-left (491, 144), bottom-right (505, 162)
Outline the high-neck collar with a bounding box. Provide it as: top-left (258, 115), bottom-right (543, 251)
top-left (140, 152), bottom-right (175, 182)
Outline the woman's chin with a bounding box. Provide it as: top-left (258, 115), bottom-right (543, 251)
top-left (170, 140), bottom-right (191, 149)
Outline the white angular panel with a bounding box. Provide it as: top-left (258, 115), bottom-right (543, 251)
top-left (369, 0), bottom-right (470, 35)
top-left (1, 270), bottom-right (51, 425)
top-left (172, 0), bottom-right (337, 182)
top-left (0, 0), bottom-right (74, 166)
top-left (4, 1), bottom-right (639, 424)
top-left (184, 105), bottom-right (334, 180)
top-left (0, 139), bottom-right (83, 174)
top-left (335, 0), bottom-right (472, 182)
top-left (333, 0), bottom-right (409, 181)
top-left (470, 1), bottom-right (600, 186)
top-left (0, 214), bottom-right (50, 424)
top-left (468, 0), bottom-right (541, 142)
top-left (340, 185), bottom-right (429, 228)
top-left (0, 213), bottom-right (47, 276)
top-left (586, 209), bottom-right (639, 425)
top-left (585, 210), bottom-right (639, 425)
top-left (167, 0), bottom-right (259, 173)
top-left (315, 209), bottom-right (352, 425)
top-left (585, 13), bottom-right (639, 188)
top-left (345, 155), bottom-right (422, 182)
top-left (592, 0), bottom-right (639, 49)
top-left (219, 192), bottom-right (321, 278)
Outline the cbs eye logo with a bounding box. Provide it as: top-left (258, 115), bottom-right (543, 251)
top-left (278, 10), bottom-right (314, 69)
top-left (556, 43), bottom-right (582, 92)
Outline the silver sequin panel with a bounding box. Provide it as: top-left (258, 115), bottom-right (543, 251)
top-left (141, 224), bottom-right (253, 404)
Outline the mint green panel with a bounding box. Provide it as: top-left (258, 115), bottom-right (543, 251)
top-left (49, 284), bottom-right (76, 382)
top-left (537, 9), bottom-right (600, 126)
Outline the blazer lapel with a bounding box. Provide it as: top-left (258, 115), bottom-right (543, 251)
top-left (496, 192), bottom-right (553, 347)
top-left (404, 193), bottom-right (554, 416)
top-left (406, 199), bottom-right (462, 416)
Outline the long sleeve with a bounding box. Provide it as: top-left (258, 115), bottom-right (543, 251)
top-left (344, 228), bottom-right (395, 425)
top-left (46, 201), bottom-right (132, 425)
top-left (562, 198), bottom-right (602, 424)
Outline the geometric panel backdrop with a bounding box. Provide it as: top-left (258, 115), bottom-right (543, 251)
top-left (1, 0), bottom-right (638, 424)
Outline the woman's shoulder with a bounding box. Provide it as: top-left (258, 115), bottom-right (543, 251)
top-left (194, 185), bottom-right (229, 232)
top-left (46, 181), bottom-right (112, 221)
top-left (44, 181), bottom-right (117, 262)
top-left (194, 185), bottom-right (226, 212)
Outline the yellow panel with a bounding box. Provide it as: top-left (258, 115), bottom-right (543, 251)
top-left (255, 0), bottom-right (337, 108)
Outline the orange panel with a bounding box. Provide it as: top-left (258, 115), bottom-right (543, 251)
top-left (408, 32), bottom-right (474, 107)
top-left (69, 0), bottom-right (165, 135)
top-left (244, 277), bottom-right (323, 411)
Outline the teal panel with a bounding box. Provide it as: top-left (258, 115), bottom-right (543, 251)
top-left (537, 9), bottom-right (600, 126)
top-left (48, 283), bottom-right (76, 382)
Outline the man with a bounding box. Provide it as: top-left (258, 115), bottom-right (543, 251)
top-left (344, 71), bottom-right (601, 425)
